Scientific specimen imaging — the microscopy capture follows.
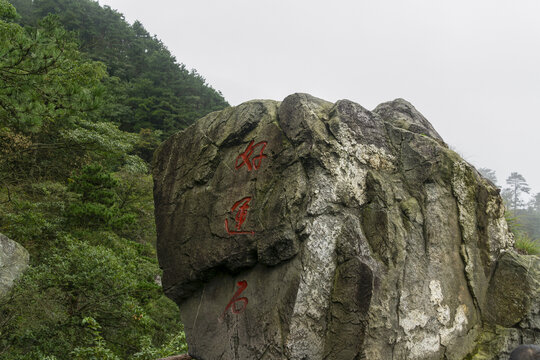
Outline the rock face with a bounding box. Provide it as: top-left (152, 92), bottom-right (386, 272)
top-left (153, 94), bottom-right (539, 359)
top-left (0, 233), bottom-right (29, 298)
top-left (472, 252), bottom-right (540, 359)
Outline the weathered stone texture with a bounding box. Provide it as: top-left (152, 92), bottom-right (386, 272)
top-left (0, 233), bottom-right (29, 299)
top-left (153, 93), bottom-right (539, 360)
top-left (471, 252), bottom-right (540, 359)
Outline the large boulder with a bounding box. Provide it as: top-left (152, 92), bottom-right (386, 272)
top-left (470, 252), bottom-right (540, 359)
top-left (153, 93), bottom-right (536, 359)
top-left (0, 233), bottom-right (29, 299)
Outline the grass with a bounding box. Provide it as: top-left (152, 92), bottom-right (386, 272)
top-left (514, 232), bottom-right (540, 255)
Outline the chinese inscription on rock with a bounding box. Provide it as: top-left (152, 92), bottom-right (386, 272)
top-left (219, 280), bottom-right (249, 321)
top-left (221, 139), bottom-right (268, 318)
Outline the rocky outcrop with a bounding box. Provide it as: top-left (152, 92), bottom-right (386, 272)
top-left (153, 93), bottom-right (539, 359)
top-left (0, 233), bottom-right (29, 299)
top-left (471, 252), bottom-right (540, 359)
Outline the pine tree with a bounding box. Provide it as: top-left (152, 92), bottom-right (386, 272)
top-left (504, 172), bottom-right (531, 216)
top-left (478, 167), bottom-right (498, 186)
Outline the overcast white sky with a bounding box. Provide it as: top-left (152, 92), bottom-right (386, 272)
top-left (99, 0), bottom-right (540, 197)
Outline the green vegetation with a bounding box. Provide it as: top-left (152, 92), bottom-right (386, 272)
top-left (10, 0), bottom-right (228, 138)
top-left (506, 211), bottom-right (540, 256)
top-left (514, 233), bottom-right (540, 255)
top-left (481, 169), bottom-right (540, 256)
top-left (0, 0), bottom-right (229, 357)
top-left (503, 172), bottom-right (531, 217)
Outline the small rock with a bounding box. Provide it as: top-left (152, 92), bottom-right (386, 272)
top-left (0, 233), bottom-right (29, 299)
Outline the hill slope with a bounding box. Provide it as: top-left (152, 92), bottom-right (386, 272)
top-left (11, 0), bottom-right (229, 137)
top-left (0, 0), bottom-right (227, 357)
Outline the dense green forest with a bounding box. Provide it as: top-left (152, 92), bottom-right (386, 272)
top-left (10, 0), bottom-right (228, 140)
top-left (0, 0), bottom-right (228, 358)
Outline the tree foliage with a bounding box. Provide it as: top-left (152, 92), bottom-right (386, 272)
top-left (66, 164), bottom-right (135, 229)
top-left (504, 172), bottom-right (531, 216)
top-left (10, 0), bottom-right (229, 137)
top-left (529, 193), bottom-right (540, 212)
top-left (0, 14), bottom-right (105, 134)
top-left (478, 167), bottom-right (497, 186)
top-left (497, 170), bottom-right (540, 254)
top-left (0, 172), bottom-right (185, 358)
top-left (0, 1), bottom-right (192, 358)
top-left (1, 235), bottom-right (182, 359)
top-left (0, 1), bottom-right (138, 182)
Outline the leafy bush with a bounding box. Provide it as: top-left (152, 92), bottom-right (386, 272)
top-left (0, 236), bottom-right (184, 359)
top-left (66, 164), bottom-right (135, 230)
top-left (133, 331), bottom-right (189, 360)
top-left (71, 317), bottom-right (120, 360)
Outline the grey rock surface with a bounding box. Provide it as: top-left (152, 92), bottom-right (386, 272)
top-left (153, 93), bottom-right (537, 360)
top-left (509, 344), bottom-right (540, 360)
top-left (471, 252), bottom-right (540, 359)
top-left (0, 233), bottom-right (29, 299)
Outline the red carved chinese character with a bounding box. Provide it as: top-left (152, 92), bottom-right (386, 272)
top-left (235, 140), bottom-right (268, 171)
top-left (225, 197), bottom-right (255, 235)
top-left (219, 280), bottom-right (248, 321)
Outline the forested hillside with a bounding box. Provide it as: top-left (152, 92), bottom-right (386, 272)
top-left (10, 0), bottom-right (228, 139)
top-left (0, 0), bottom-right (228, 358)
